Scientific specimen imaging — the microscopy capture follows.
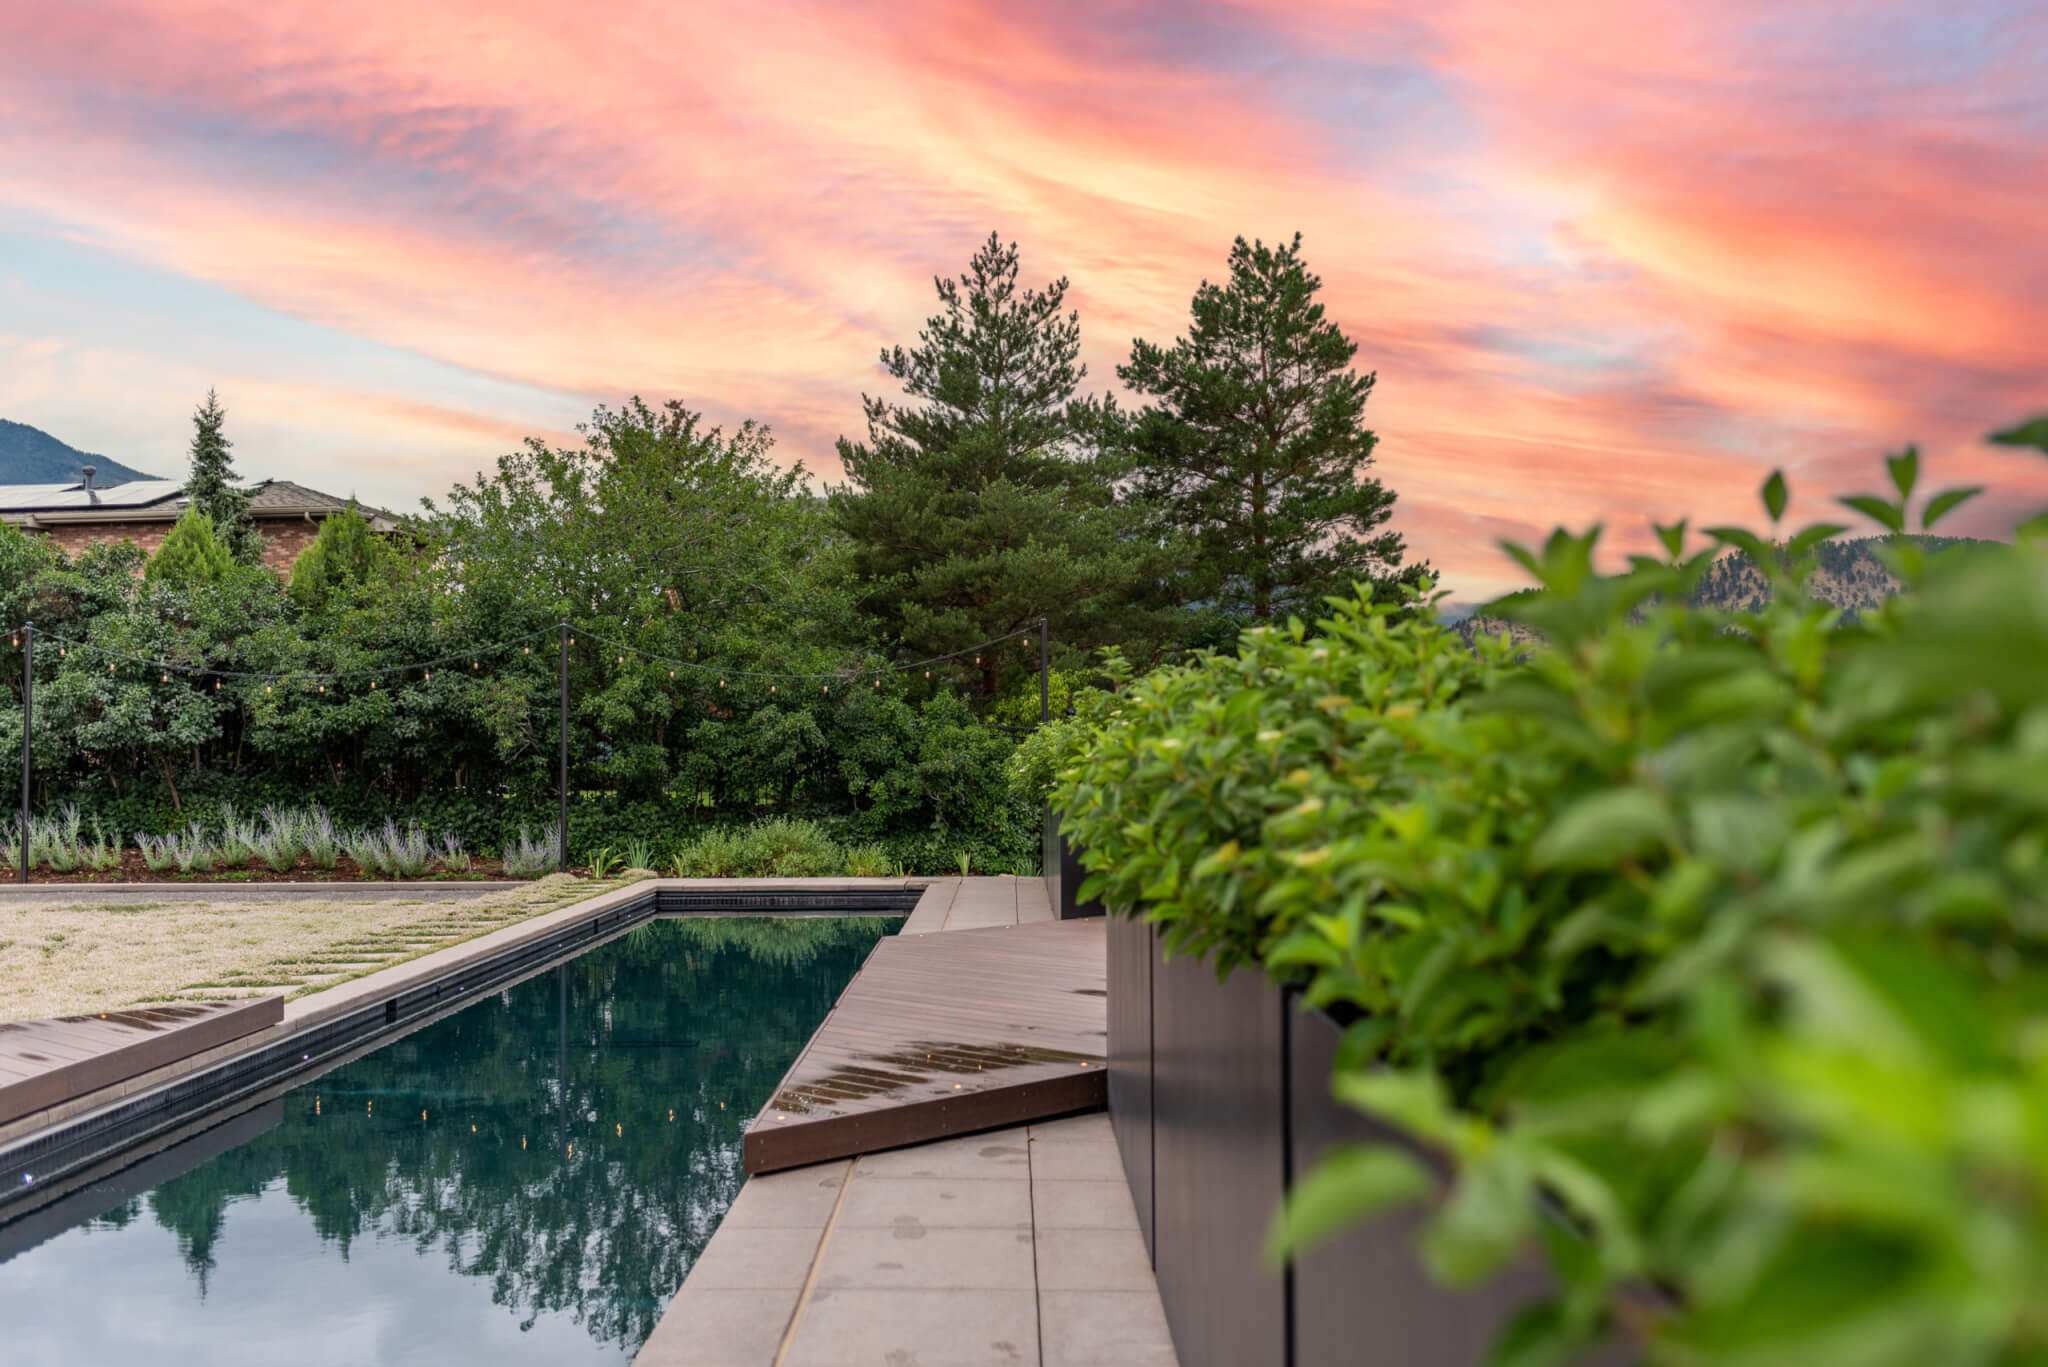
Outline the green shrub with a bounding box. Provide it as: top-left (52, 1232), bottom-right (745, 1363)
top-left (734, 816), bottom-right (842, 877)
top-left (668, 827), bottom-right (748, 877)
top-left (843, 842), bottom-right (892, 877)
top-left (1055, 421), bottom-right (2048, 1365)
top-left (143, 506), bottom-right (236, 586)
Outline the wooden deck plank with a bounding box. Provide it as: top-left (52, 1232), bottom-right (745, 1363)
top-left (742, 918), bottom-right (1107, 1174)
top-left (0, 998), bottom-right (286, 1128)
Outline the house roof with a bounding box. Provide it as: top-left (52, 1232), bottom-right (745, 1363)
top-left (0, 478), bottom-right (397, 529)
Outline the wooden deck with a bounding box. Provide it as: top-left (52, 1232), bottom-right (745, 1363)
top-left (742, 918), bottom-right (1107, 1173)
top-left (0, 998), bottom-right (284, 1128)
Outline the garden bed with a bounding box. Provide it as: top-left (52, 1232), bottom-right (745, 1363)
top-left (3, 850), bottom-right (531, 884)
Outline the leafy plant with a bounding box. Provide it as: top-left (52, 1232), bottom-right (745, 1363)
top-left (587, 847), bottom-right (622, 880)
top-left (501, 823), bottom-right (559, 879)
top-left (737, 817), bottom-right (843, 877)
top-left (669, 828), bottom-right (744, 877)
top-left (437, 833), bottom-right (472, 874)
top-left (171, 822), bottom-right (217, 874)
top-left (954, 850), bottom-right (972, 877)
top-left (82, 819), bottom-right (120, 872)
top-left (379, 819), bottom-right (433, 878)
top-left (1056, 418), bottom-right (2048, 1366)
top-left (843, 842), bottom-right (892, 877)
top-left (136, 830), bottom-right (178, 872)
top-left (622, 836), bottom-right (654, 872)
top-left (303, 808), bottom-right (340, 870)
top-left (252, 805), bottom-right (304, 872)
top-left (215, 804), bottom-right (256, 868)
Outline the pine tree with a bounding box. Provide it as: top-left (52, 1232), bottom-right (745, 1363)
top-left (288, 503), bottom-right (388, 611)
top-left (831, 234), bottom-right (1152, 693)
top-left (145, 506), bottom-right (236, 586)
top-left (184, 389), bottom-right (261, 564)
top-left (1119, 234), bottom-right (1412, 621)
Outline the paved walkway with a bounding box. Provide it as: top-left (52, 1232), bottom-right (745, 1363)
top-left (636, 876), bottom-right (1174, 1366)
top-left (637, 1112), bottom-right (1174, 1367)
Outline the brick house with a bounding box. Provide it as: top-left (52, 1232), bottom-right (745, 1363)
top-left (0, 470), bottom-right (399, 574)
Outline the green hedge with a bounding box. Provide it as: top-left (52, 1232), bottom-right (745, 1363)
top-left (1053, 422), bottom-right (2048, 1364)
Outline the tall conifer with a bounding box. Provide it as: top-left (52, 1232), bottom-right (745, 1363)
top-left (184, 389), bottom-right (260, 565)
top-left (1120, 234), bottom-right (1414, 621)
top-left (832, 234), bottom-right (1149, 693)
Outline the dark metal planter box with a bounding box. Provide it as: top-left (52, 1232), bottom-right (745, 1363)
top-left (1042, 807), bottom-right (1103, 920)
top-left (1106, 901), bottom-right (1602, 1367)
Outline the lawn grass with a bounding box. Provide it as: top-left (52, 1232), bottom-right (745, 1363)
top-left (0, 873), bottom-right (648, 1021)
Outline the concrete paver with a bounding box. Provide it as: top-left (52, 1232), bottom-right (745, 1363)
top-left (782, 1287), bottom-right (1040, 1366)
top-left (1029, 1179), bottom-right (1142, 1231)
top-left (811, 1225), bottom-right (1038, 1291)
top-left (837, 1173), bottom-right (1035, 1231)
top-left (1039, 1290), bottom-right (1179, 1367)
top-left (634, 1286), bottom-right (805, 1366)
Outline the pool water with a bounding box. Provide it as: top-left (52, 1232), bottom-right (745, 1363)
top-left (0, 915), bottom-right (892, 1365)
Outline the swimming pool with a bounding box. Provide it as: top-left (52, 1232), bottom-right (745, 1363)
top-left (0, 914), bottom-right (894, 1364)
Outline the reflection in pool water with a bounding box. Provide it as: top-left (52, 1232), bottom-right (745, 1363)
top-left (0, 916), bottom-right (891, 1365)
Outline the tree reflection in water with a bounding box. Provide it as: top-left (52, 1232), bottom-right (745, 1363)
top-left (80, 916), bottom-right (892, 1352)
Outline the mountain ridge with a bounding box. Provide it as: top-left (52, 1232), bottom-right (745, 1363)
top-left (0, 419), bottom-right (160, 486)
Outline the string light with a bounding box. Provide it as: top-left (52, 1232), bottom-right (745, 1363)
top-left (266, 684), bottom-right (272, 694)
top-left (160, 672), bottom-right (168, 683)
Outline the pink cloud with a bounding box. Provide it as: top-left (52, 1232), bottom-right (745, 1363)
top-left (0, 0), bottom-right (2040, 593)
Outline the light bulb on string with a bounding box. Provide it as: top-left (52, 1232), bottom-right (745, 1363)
top-left (160, 672), bottom-right (168, 683)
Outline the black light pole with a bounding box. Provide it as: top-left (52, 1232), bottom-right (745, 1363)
top-left (18, 624), bottom-right (30, 884)
top-left (558, 621), bottom-right (570, 872)
top-left (1038, 616), bottom-right (1049, 724)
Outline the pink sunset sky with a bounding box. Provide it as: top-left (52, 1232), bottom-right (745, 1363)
top-left (1, 0), bottom-right (2042, 598)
